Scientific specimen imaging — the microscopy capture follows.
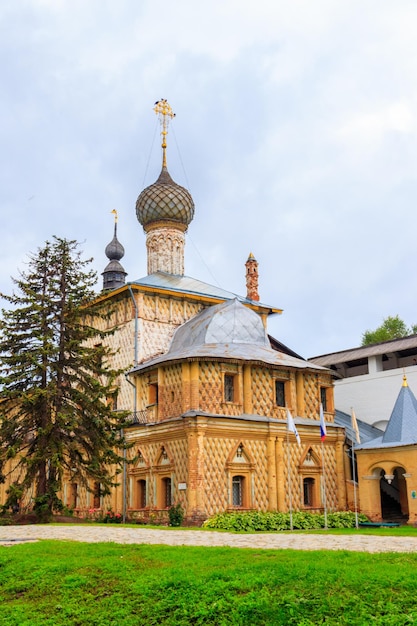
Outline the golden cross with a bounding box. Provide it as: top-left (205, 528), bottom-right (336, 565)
top-left (153, 99), bottom-right (175, 167)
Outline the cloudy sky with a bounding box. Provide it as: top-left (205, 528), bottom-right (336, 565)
top-left (1, 1), bottom-right (417, 358)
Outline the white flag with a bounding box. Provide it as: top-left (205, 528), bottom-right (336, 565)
top-left (287, 409), bottom-right (301, 446)
top-left (351, 408), bottom-right (361, 444)
top-left (320, 403), bottom-right (327, 441)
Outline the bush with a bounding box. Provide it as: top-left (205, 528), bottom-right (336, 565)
top-left (202, 510), bottom-right (368, 532)
top-left (168, 503), bottom-right (184, 527)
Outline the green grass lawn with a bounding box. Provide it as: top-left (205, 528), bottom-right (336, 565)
top-left (1, 540), bottom-right (417, 625)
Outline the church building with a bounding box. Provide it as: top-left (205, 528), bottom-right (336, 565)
top-left (66, 101), bottom-right (348, 523)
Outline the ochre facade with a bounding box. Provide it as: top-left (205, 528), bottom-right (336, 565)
top-left (124, 354), bottom-right (346, 524)
top-left (40, 289), bottom-right (349, 525)
top-left (356, 448), bottom-right (417, 523)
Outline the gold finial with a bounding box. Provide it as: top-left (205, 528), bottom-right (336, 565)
top-left (154, 99), bottom-right (176, 168)
top-left (111, 209), bottom-right (118, 223)
top-left (403, 373), bottom-right (408, 387)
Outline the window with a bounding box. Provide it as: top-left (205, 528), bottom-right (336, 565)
top-left (275, 380), bottom-right (286, 407)
top-left (303, 478), bottom-right (315, 506)
top-left (224, 374), bottom-right (235, 402)
top-left (70, 483), bottom-right (78, 509)
top-left (93, 482), bottom-right (101, 508)
top-left (149, 383), bottom-right (158, 405)
top-left (137, 479), bottom-right (147, 508)
top-left (162, 477), bottom-right (172, 507)
top-left (320, 387), bottom-right (327, 412)
top-left (232, 475), bottom-right (244, 506)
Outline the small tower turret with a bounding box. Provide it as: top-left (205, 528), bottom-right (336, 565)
top-left (102, 210), bottom-right (127, 291)
top-left (245, 252), bottom-right (260, 301)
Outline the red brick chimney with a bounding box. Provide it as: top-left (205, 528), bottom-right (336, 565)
top-left (245, 252), bottom-right (259, 301)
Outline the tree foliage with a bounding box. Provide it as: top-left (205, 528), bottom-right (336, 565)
top-left (361, 315), bottom-right (417, 346)
top-left (0, 237), bottom-right (129, 519)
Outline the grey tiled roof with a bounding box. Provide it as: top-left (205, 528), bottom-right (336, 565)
top-left (309, 335), bottom-right (417, 366)
top-left (334, 410), bottom-right (383, 444)
top-left (129, 271), bottom-right (281, 311)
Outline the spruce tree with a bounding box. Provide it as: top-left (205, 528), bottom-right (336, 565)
top-left (0, 237), bottom-right (128, 520)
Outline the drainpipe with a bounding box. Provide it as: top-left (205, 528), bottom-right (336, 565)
top-left (120, 285), bottom-right (139, 523)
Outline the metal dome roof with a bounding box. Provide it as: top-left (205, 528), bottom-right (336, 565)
top-left (170, 298), bottom-right (269, 352)
top-left (130, 299), bottom-right (327, 373)
top-left (136, 166), bottom-right (195, 228)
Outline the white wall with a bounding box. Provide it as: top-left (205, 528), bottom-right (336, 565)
top-left (334, 365), bottom-right (417, 429)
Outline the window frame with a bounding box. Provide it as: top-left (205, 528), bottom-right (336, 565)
top-left (137, 479), bottom-right (147, 509)
top-left (224, 373), bottom-right (235, 403)
top-left (303, 477), bottom-right (315, 507)
top-left (275, 379), bottom-right (286, 407)
top-left (232, 475), bottom-right (245, 507)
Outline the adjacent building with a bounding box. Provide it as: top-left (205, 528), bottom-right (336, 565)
top-left (355, 375), bottom-right (417, 523)
top-left (310, 337), bottom-right (417, 430)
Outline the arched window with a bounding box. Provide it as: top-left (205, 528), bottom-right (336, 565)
top-left (232, 475), bottom-right (245, 507)
top-left (137, 479), bottom-right (147, 509)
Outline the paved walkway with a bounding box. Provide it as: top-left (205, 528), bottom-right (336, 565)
top-left (1, 525), bottom-right (417, 552)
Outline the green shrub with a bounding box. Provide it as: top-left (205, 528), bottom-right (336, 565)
top-left (168, 503), bottom-right (184, 527)
top-left (202, 510), bottom-right (368, 531)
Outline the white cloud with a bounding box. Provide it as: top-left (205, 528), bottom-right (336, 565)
top-left (2, 0), bottom-right (417, 357)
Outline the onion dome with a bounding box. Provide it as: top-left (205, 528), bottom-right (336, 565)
top-left (102, 211), bottom-right (127, 291)
top-left (136, 166), bottom-right (194, 229)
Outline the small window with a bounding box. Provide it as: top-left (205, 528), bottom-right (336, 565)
top-left (70, 483), bottom-right (78, 509)
top-left (232, 475), bottom-right (244, 506)
top-left (137, 479), bottom-right (147, 509)
top-left (162, 477), bottom-right (172, 507)
top-left (303, 478), bottom-right (315, 506)
top-left (149, 383), bottom-right (158, 405)
top-left (93, 482), bottom-right (101, 508)
top-left (224, 374), bottom-right (235, 402)
top-left (107, 394), bottom-right (118, 410)
top-left (320, 388), bottom-right (327, 412)
top-left (275, 380), bottom-right (286, 407)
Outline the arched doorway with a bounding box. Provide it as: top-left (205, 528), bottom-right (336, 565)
top-left (380, 466), bottom-right (409, 521)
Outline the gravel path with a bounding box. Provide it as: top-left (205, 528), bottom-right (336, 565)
top-left (1, 525), bottom-right (417, 552)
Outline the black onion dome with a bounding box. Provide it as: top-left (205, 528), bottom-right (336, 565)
top-left (105, 228), bottom-right (125, 261)
top-left (136, 166), bottom-right (195, 228)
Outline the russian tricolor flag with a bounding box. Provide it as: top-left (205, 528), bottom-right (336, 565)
top-left (320, 403), bottom-right (327, 441)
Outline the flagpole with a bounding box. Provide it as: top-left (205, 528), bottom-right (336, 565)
top-left (286, 409), bottom-right (301, 532)
top-left (351, 407), bottom-right (360, 529)
top-left (321, 439), bottom-right (328, 529)
top-left (319, 403), bottom-right (328, 529)
top-left (286, 428), bottom-right (294, 531)
top-left (351, 440), bottom-right (359, 529)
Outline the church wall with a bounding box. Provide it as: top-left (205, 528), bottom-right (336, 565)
top-left (302, 372), bottom-right (334, 420)
top-left (123, 415), bottom-right (344, 524)
top-left (250, 366), bottom-right (296, 419)
top-left (159, 364), bottom-right (183, 419)
top-left (89, 291), bottom-right (206, 419)
top-left (198, 362), bottom-right (242, 416)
